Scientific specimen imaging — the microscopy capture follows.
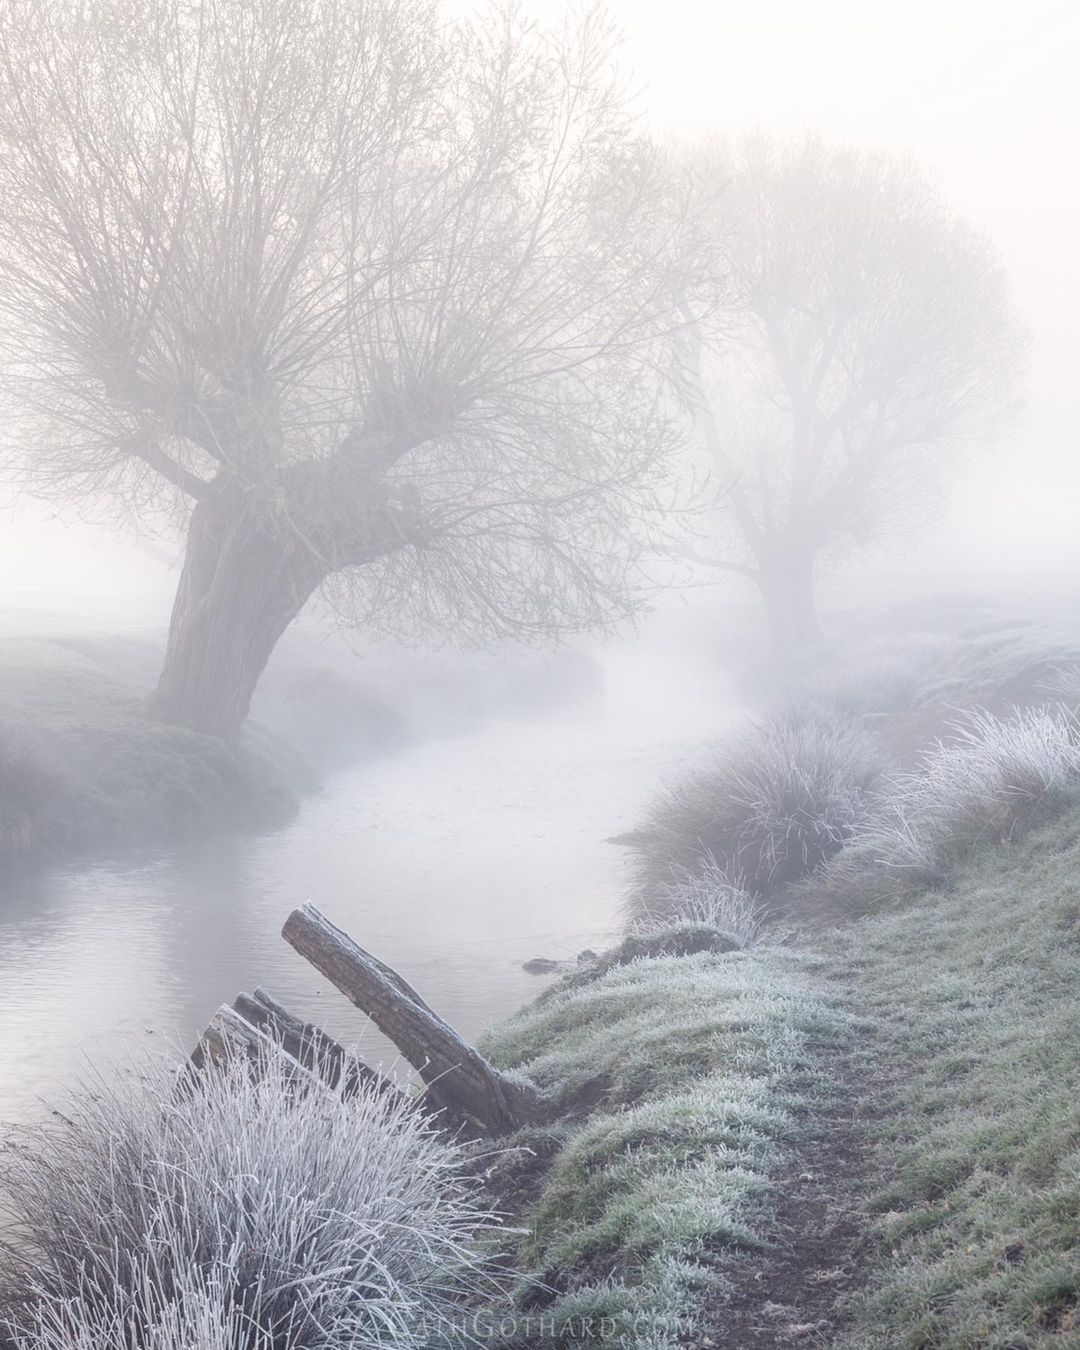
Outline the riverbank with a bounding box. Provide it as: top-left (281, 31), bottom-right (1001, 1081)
top-left (0, 635), bottom-right (303, 863)
top-left (490, 801), bottom-right (1080, 1348)
top-left (0, 627), bottom-right (607, 868)
top-left (467, 599), bottom-right (1080, 1347)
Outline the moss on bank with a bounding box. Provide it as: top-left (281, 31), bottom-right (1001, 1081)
top-left (478, 935), bottom-right (854, 1347)
top-left (0, 637), bottom-right (300, 863)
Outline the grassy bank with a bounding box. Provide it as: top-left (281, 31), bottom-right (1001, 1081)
top-left (478, 932), bottom-right (854, 1346)
top-left (814, 812), bottom-right (1080, 1349)
top-left (0, 636), bottom-right (300, 863)
top-left (580, 600), bottom-right (1080, 1347)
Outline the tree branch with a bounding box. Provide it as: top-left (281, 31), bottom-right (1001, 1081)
top-left (673, 293), bottom-right (764, 554)
top-left (121, 429), bottom-right (211, 502)
top-left (669, 543), bottom-right (760, 579)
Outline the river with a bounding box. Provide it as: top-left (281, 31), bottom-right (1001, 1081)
top-left (0, 702), bottom-right (727, 1121)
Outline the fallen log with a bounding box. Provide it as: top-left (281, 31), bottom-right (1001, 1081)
top-left (191, 1002), bottom-right (311, 1080)
top-left (282, 903), bottom-right (541, 1133)
top-left (233, 987), bottom-right (397, 1100)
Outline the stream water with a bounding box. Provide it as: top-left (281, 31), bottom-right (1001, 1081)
top-left (0, 707), bottom-right (722, 1121)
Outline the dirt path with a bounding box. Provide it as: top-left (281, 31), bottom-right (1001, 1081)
top-left (699, 1040), bottom-right (883, 1348)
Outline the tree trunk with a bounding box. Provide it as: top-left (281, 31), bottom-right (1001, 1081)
top-left (282, 903), bottom-right (542, 1132)
top-left (150, 488), bottom-right (325, 740)
top-left (756, 548), bottom-right (822, 654)
top-left (232, 987), bottom-right (400, 1100)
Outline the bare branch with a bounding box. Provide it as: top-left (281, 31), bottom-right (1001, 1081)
top-left (671, 134), bottom-right (1026, 644)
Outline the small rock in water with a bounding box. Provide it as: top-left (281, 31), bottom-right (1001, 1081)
top-left (521, 957), bottom-right (561, 974)
top-left (576, 949), bottom-right (598, 964)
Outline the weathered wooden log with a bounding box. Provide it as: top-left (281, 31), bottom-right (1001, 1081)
top-left (282, 903), bottom-right (541, 1133)
top-left (233, 987), bottom-right (398, 1100)
top-left (191, 1002), bottom-right (313, 1083)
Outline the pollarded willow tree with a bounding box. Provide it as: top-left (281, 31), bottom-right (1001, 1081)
top-left (0, 0), bottom-right (689, 738)
top-left (676, 136), bottom-right (1027, 652)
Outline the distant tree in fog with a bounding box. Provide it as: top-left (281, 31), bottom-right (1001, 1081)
top-left (676, 136), bottom-right (1026, 653)
top-left (0, 0), bottom-right (687, 739)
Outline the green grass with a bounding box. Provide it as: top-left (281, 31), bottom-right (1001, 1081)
top-left (811, 810), bottom-right (1080, 1348)
top-left (479, 934), bottom-right (854, 1347)
top-left (0, 636), bottom-right (299, 862)
top-left (581, 600), bottom-right (1080, 1346)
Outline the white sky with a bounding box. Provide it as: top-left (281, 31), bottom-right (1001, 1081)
top-left (601, 0), bottom-right (1080, 570)
top-left (614, 0), bottom-right (1079, 390)
top-left (2, 0), bottom-right (1078, 612)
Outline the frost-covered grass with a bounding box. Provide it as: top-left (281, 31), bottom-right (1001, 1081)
top-left (0, 1052), bottom-right (505, 1350)
top-left (630, 856), bottom-right (764, 948)
top-left (811, 806), bottom-right (1080, 1348)
top-left (815, 707), bottom-right (1080, 912)
top-left (574, 604), bottom-right (1080, 1345)
top-left (480, 940), bottom-right (852, 1346)
top-left (622, 707), bottom-right (884, 924)
top-left (874, 706), bottom-right (1080, 864)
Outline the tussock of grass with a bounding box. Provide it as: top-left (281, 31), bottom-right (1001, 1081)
top-left (879, 706), bottom-right (1080, 862)
top-left (621, 706), bottom-right (884, 924)
top-left (0, 1051), bottom-right (505, 1350)
top-left (817, 706), bottom-right (1080, 912)
top-left (815, 807), bottom-right (1080, 1349)
top-left (630, 857), bottom-right (765, 949)
top-left (481, 945), bottom-right (852, 1345)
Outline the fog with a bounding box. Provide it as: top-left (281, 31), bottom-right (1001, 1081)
top-left (1, 0), bottom-right (1077, 1099)
top-left (6, 0), bottom-right (1079, 593)
top-left (2, 3), bottom-right (1080, 1344)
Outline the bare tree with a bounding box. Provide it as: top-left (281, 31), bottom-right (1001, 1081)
top-left (676, 136), bottom-right (1026, 652)
top-left (0, 0), bottom-right (685, 738)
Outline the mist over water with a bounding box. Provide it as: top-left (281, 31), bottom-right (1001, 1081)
top-left (0, 0), bottom-right (1074, 1200)
top-left (1, 427), bottom-right (1078, 1121)
top-left (0, 522), bottom-right (745, 1116)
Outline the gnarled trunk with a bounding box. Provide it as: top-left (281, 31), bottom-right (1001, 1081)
top-left (756, 548), bottom-right (822, 655)
top-left (150, 488), bottom-right (326, 740)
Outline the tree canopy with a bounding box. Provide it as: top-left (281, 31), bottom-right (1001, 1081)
top-left (0, 0), bottom-right (690, 733)
top-left (677, 136), bottom-right (1026, 648)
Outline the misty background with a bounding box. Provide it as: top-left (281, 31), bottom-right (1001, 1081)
top-left (3, 0), bottom-right (1077, 608)
top-left (0, 0), bottom-right (1075, 1119)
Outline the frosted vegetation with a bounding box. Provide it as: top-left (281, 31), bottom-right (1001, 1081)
top-left (626, 611), bottom-right (1080, 926)
top-left (0, 1052), bottom-right (504, 1350)
top-left (848, 705), bottom-right (1080, 879)
top-left (630, 856), bottom-right (765, 950)
top-left (621, 707), bottom-right (885, 924)
top-left (481, 944), bottom-right (852, 1346)
top-left (587, 610), bottom-right (1080, 1344)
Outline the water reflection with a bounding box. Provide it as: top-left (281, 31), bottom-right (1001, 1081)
top-left (0, 715), bottom-right (708, 1121)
